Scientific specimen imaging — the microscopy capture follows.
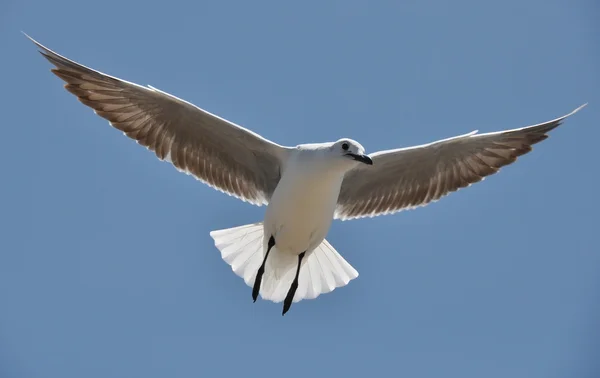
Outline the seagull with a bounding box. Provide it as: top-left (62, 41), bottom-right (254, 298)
top-left (27, 34), bottom-right (586, 315)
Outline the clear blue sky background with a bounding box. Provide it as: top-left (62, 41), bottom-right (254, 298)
top-left (1, 1), bottom-right (598, 377)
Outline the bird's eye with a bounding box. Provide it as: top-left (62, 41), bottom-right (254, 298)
top-left (342, 143), bottom-right (349, 151)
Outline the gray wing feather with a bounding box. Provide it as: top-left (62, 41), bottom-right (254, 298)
top-left (28, 34), bottom-right (288, 205)
top-left (336, 104), bottom-right (586, 220)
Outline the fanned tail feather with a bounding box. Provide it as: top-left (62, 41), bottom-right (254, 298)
top-left (210, 222), bottom-right (359, 303)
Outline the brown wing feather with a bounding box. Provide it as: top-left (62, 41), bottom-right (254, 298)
top-left (336, 105), bottom-right (586, 220)
top-left (30, 35), bottom-right (287, 205)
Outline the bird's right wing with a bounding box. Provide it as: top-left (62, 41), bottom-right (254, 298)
top-left (336, 104), bottom-right (586, 220)
top-left (29, 35), bottom-right (289, 206)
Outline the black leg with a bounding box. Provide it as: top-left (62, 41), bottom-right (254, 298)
top-left (252, 235), bottom-right (275, 302)
top-left (282, 251), bottom-right (306, 316)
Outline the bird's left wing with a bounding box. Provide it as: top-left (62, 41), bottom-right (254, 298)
top-left (28, 34), bottom-right (289, 206)
top-left (335, 105), bottom-right (586, 220)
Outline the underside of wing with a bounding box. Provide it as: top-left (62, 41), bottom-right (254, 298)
top-left (28, 34), bottom-right (289, 205)
top-left (336, 104), bottom-right (586, 220)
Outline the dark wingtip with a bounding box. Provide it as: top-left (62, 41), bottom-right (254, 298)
top-left (558, 103), bottom-right (588, 122)
top-left (22, 31), bottom-right (43, 49)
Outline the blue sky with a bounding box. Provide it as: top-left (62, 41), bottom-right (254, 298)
top-left (1, 1), bottom-right (599, 377)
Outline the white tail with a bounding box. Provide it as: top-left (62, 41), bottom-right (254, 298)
top-left (209, 222), bottom-right (359, 303)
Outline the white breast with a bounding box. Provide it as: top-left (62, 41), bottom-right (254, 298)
top-left (264, 152), bottom-right (345, 255)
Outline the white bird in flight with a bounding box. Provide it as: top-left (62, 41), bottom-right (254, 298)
top-left (27, 34), bottom-right (586, 315)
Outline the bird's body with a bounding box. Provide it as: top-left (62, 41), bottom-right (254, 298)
top-left (265, 146), bottom-right (345, 256)
top-left (27, 33), bottom-right (587, 315)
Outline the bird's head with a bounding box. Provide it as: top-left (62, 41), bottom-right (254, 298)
top-left (329, 138), bottom-right (373, 167)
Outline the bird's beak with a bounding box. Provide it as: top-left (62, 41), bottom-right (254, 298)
top-left (347, 153), bottom-right (373, 165)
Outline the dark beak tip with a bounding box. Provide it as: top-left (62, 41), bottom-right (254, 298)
top-left (347, 152), bottom-right (373, 165)
top-left (352, 154), bottom-right (373, 165)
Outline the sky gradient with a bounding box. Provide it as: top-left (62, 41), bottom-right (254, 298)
top-left (1, 1), bottom-right (599, 377)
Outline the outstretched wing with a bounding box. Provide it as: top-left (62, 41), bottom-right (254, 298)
top-left (28, 34), bottom-right (289, 205)
top-left (336, 104), bottom-right (586, 220)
